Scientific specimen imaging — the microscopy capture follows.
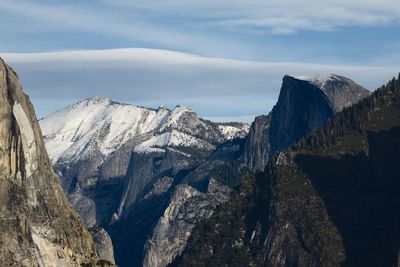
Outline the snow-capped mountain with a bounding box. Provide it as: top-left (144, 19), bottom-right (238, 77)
top-left (40, 96), bottom-right (249, 267)
top-left (41, 96), bottom-right (248, 164)
top-left (40, 97), bottom-right (248, 225)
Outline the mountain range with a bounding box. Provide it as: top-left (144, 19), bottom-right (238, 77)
top-left (2, 54), bottom-right (397, 267)
top-left (39, 73), bottom-right (369, 267)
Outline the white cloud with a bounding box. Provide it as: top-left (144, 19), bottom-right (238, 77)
top-left (1, 48), bottom-right (398, 122)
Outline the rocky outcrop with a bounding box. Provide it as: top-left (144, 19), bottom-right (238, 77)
top-left (0, 58), bottom-right (106, 266)
top-left (90, 227), bottom-right (115, 265)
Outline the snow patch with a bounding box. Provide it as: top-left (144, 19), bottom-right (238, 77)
top-left (160, 105), bottom-right (193, 131)
top-left (288, 74), bottom-right (339, 90)
top-left (134, 130), bottom-right (212, 153)
top-left (218, 124), bottom-right (250, 139)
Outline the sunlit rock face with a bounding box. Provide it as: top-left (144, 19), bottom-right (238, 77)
top-left (0, 58), bottom-right (105, 266)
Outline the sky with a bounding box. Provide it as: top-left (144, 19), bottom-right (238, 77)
top-left (0, 0), bottom-right (399, 122)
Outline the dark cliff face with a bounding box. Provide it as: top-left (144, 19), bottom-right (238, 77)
top-left (0, 58), bottom-right (103, 266)
top-left (269, 74), bottom-right (370, 156)
top-left (269, 75), bottom-right (336, 153)
top-left (243, 74), bottom-right (370, 172)
top-left (241, 115), bottom-right (271, 172)
top-left (175, 75), bottom-right (400, 267)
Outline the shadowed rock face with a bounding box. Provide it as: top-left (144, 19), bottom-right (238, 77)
top-left (0, 58), bottom-right (104, 266)
top-left (243, 74), bottom-right (370, 172)
top-left (269, 75), bottom-right (370, 153)
top-left (241, 114), bottom-right (271, 172)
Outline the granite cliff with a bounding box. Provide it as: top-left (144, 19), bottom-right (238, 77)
top-left (0, 58), bottom-right (113, 266)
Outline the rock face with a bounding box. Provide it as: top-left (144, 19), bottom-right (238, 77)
top-left (243, 74), bottom-right (370, 172)
top-left (0, 58), bottom-right (103, 266)
top-left (241, 115), bottom-right (271, 172)
top-left (143, 179), bottom-right (231, 267)
top-left (175, 75), bottom-right (400, 267)
top-left (269, 74), bottom-right (370, 153)
top-left (108, 139), bottom-right (246, 267)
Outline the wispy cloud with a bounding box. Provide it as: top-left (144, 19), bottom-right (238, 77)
top-left (104, 0), bottom-right (400, 33)
top-left (0, 0), bottom-right (252, 55)
top-left (2, 48), bottom-right (398, 122)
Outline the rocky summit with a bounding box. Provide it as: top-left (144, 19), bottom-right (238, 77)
top-left (0, 58), bottom-right (115, 266)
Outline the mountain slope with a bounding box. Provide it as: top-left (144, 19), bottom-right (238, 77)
top-left (175, 74), bottom-right (400, 267)
top-left (0, 58), bottom-right (107, 266)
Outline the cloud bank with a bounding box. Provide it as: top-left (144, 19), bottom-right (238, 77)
top-left (2, 48), bottom-right (398, 122)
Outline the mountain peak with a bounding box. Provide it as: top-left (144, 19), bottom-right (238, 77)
top-left (158, 104), bottom-right (168, 111)
top-left (173, 104), bottom-right (191, 112)
top-left (81, 95), bottom-right (112, 105)
top-left (284, 74), bottom-right (370, 112)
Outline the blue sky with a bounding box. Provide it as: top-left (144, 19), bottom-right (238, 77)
top-left (1, 0), bottom-right (399, 122)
